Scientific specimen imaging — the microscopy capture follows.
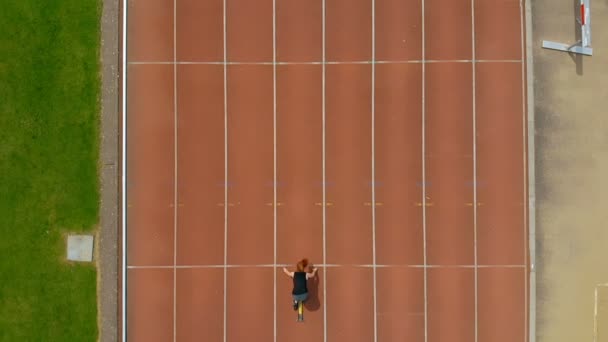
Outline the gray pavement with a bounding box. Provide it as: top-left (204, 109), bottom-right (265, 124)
top-left (531, 0), bottom-right (608, 340)
top-left (99, 0), bottom-right (120, 341)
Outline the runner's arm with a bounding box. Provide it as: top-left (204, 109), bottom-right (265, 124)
top-left (306, 268), bottom-right (318, 279)
top-left (283, 267), bottom-right (294, 278)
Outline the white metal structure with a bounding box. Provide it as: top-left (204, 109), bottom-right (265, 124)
top-left (542, 0), bottom-right (593, 55)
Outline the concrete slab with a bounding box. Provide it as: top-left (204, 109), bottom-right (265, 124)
top-left (67, 235), bottom-right (95, 262)
top-left (531, 0), bottom-right (608, 341)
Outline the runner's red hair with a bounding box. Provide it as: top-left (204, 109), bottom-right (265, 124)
top-left (296, 258), bottom-right (309, 272)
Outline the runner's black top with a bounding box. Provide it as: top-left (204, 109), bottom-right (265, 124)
top-left (292, 272), bottom-right (308, 295)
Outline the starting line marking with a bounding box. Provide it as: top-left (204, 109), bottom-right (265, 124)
top-left (217, 202), bottom-right (237, 207)
top-left (364, 202), bottom-right (383, 206)
top-left (127, 263), bottom-right (527, 269)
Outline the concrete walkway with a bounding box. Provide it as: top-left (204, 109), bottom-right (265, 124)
top-left (98, 0), bottom-right (120, 341)
top-left (531, 0), bottom-right (608, 341)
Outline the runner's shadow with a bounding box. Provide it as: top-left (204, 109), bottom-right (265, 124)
top-left (304, 275), bottom-right (320, 312)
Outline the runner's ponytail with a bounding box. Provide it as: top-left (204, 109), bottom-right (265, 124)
top-left (296, 258), bottom-right (309, 272)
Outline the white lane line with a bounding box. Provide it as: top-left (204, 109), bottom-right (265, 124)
top-left (173, 1), bottom-right (178, 340)
top-left (272, 0), bottom-right (277, 340)
top-left (371, 0), bottom-right (378, 341)
top-left (222, 0), bottom-right (228, 340)
top-left (121, 0), bottom-right (128, 339)
top-left (128, 264), bottom-right (528, 269)
top-left (322, 0), bottom-right (328, 340)
top-left (519, 1), bottom-right (530, 341)
top-left (127, 59), bottom-right (523, 65)
top-left (471, 0), bottom-right (478, 341)
top-left (421, 0), bottom-right (428, 341)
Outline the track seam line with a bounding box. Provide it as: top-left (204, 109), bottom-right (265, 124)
top-left (371, 0), bottom-right (378, 340)
top-left (127, 59), bottom-right (523, 65)
top-left (322, 0), bottom-right (327, 339)
top-left (173, 1), bottom-right (178, 341)
top-left (222, 0), bottom-right (228, 340)
top-left (121, 0), bottom-right (128, 339)
top-left (421, 0), bottom-right (428, 339)
top-left (272, 0), bottom-right (277, 340)
top-left (519, 0), bottom-right (530, 340)
top-left (471, 0), bottom-right (478, 341)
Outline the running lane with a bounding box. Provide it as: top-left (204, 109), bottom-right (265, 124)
top-left (324, 62), bottom-right (375, 339)
top-left (126, 64), bottom-right (175, 342)
top-left (325, 63), bottom-right (374, 341)
top-left (126, 2), bottom-right (176, 341)
top-left (425, 60), bottom-right (475, 342)
top-left (276, 64), bottom-right (324, 341)
top-left (475, 1), bottom-right (527, 339)
top-left (225, 65), bottom-right (274, 341)
top-left (276, 0), bottom-right (322, 63)
top-left (324, 1), bottom-right (374, 339)
top-left (374, 1), bottom-right (425, 340)
top-left (275, 1), bottom-right (324, 338)
top-left (374, 62), bottom-right (425, 341)
top-left (126, 64), bottom-right (175, 266)
top-left (176, 65), bottom-right (225, 266)
top-left (174, 65), bottom-right (225, 342)
top-left (476, 62), bottom-right (527, 342)
top-left (425, 61), bottom-right (474, 266)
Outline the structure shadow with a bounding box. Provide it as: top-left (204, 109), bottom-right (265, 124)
top-left (568, 0), bottom-right (584, 75)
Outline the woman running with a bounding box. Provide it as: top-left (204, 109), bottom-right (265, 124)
top-left (282, 258), bottom-right (318, 310)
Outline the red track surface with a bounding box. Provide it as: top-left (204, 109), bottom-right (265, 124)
top-left (125, 0), bottom-right (529, 341)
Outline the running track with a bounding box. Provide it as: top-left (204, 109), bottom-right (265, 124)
top-left (123, 0), bottom-right (530, 341)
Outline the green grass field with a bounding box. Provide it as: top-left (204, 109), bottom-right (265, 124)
top-left (0, 1), bottom-right (101, 340)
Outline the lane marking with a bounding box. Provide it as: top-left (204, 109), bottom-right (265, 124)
top-left (128, 263), bottom-right (527, 269)
top-left (371, 0), bottom-right (378, 340)
top-left (222, 0), bottom-right (228, 340)
top-left (520, 1), bottom-right (533, 341)
top-left (421, 0), bottom-right (428, 340)
top-left (127, 59), bottom-right (523, 65)
top-left (322, 0), bottom-right (328, 339)
top-left (121, 0), bottom-right (128, 339)
top-left (315, 202), bottom-right (333, 206)
top-left (173, 1), bottom-right (178, 340)
top-left (470, 0), bottom-right (479, 340)
top-left (272, 0), bottom-right (277, 339)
